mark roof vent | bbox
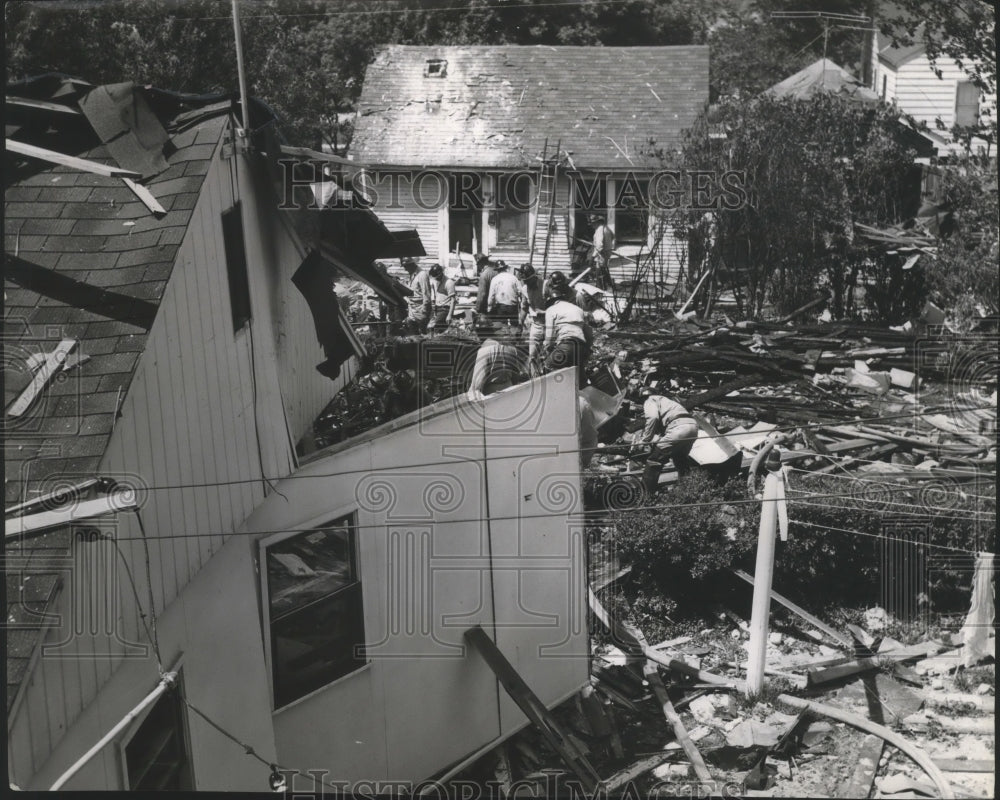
[424,59,447,78]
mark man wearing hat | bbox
[517,263,546,373]
[427,263,456,332]
[475,254,497,317]
[542,272,592,388]
[487,260,521,327]
[401,258,432,333]
[636,392,699,495]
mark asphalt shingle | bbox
[352,45,710,170]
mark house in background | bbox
[869,32,996,157]
[350,45,710,289]
[5,75,588,791]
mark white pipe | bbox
[231,0,251,132]
[746,470,780,694]
[50,673,176,790]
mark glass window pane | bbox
[267,518,355,620]
[271,585,366,706]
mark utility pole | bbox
[232,0,251,133]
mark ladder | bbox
[528,137,560,276]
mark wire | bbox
[103,533,163,672]
[59,0,684,23]
[181,697,349,792]
[132,511,165,672]
[62,487,990,548]
[789,518,988,555]
[44,404,994,496]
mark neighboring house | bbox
[4,75,588,790]
[870,32,996,156]
[351,45,710,288]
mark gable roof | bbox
[879,38,927,69]
[4,76,233,715]
[768,58,880,103]
[351,45,709,170]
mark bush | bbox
[607,470,993,620]
[610,473,759,609]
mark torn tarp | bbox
[292,251,363,380]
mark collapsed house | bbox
[4,76,589,790]
[350,45,709,289]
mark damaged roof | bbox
[351,45,709,170]
[3,74,235,712]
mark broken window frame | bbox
[424,59,448,78]
[612,176,650,246]
[120,672,194,791]
[260,512,367,709]
[493,172,534,248]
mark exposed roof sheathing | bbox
[351,45,710,170]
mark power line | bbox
[63,404,994,496]
[790,518,988,555]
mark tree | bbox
[657,92,920,319]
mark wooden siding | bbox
[8,131,358,787]
[879,54,995,140]
[369,170,686,289]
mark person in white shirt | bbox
[517,264,546,373]
[427,263,456,332]
[637,392,699,495]
[487,261,521,327]
[401,258,432,333]
[542,272,592,388]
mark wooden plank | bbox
[6,339,77,417]
[6,95,83,114]
[122,177,166,216]
[5,138,141,178]
[623,622,717,792]
[731,568,852,648]
[931,759,995,773]
[836,733,883,798]
[6,491,137,539]
[465,625,602,791]
[603,754,671,793]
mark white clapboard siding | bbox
[7,132,353,782]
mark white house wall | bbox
[241,369,588,785]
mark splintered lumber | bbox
[7,338,77,418]
[493,744,513,796]
[730,569,852,648]
[622,621,716,790]
[603,754,672,793]
[931,759,995,773]
[808,641,945,687]
[579,685,624,759]
[6,139,142,178]
[465,626,601,791]
[122,177,166,216]
[836,734,884,799]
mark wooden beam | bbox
[464,626,602,791]
[122,177,166,216]
[603,754,671,793]
[6,139,141,179]
[6,96,83,115]
[835,733,883,798]
[5,490,138,540]
[6,338,77,418]
[931,759,995,773]
[731,568,852,648]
